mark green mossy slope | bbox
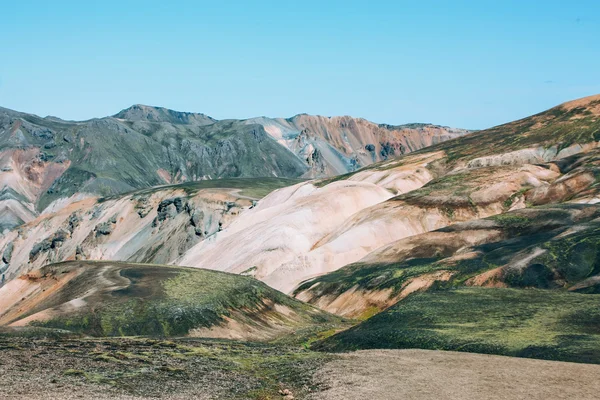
[2,261,342,338]
[316,287,600,364]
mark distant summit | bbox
[114,104,217,126]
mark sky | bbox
[1,1,599,129]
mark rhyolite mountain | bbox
[177,94,600,293]
[0,177,300,283]
[4,94,600,293]
[0,104,467,231]
[3,94,600,369]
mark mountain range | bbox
[0,104,467,231]
[2,94,600,399]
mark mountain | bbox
[0,105,467,231]
[3,94,600,371]
[4,95,600,295]
[173,94,600,294]
[245,114,469,177]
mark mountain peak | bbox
[113,104,217,125]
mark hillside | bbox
[3,94,600,368]
[315,287,600,364]
[2,94,600,398]
[0,261,342,340]
[295,204,600,317]
[276,95,600,363]
[4,94,600,296]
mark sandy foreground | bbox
[309,349,600,400]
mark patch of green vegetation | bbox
[316,287,600,364]
[393,169,496,208]
[357,306,381,321]
[294,257,449,301]
[530,226,600,286]
[240,266,258,276]
[7,337,336,399]
[503,187,531,209]
[490,212,531,228]
[442,206,455,219]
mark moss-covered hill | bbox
[315,287,600,364]
[0,261,342,339]
[437,94,600,163]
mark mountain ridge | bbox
[3,94,600,373]
[0,104,467,231]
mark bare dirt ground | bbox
[309,349,600,400]
[2,338,600,400]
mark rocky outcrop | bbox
[29,229,69,261]
[0,178,294,282]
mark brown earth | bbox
[309,349,600,400]
[2,343,599,400]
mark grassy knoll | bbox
[316,287,600,364]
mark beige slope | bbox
[177,180,394,280]
[0,184,254,282]
[176,152,446,292]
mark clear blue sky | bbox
[1,0,599,129]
